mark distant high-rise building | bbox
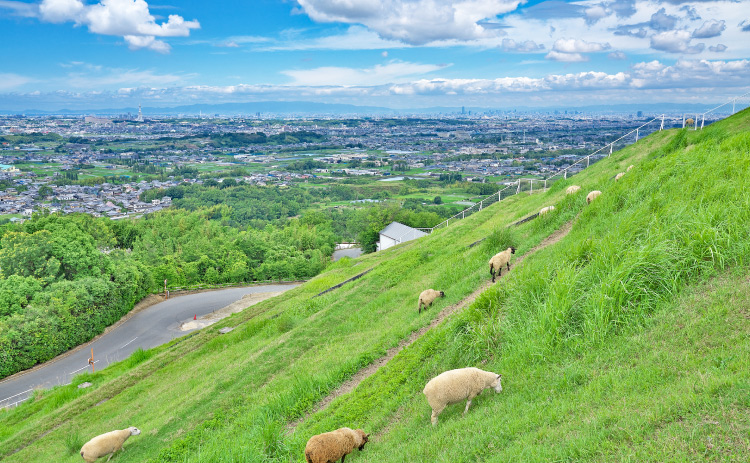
[461,106,465,115]
[136,104,144,122]
[637,110,643,117]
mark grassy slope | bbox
[1,110,748,462]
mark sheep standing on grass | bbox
[586,190,602,204]
[418,289,445,313]
[539,205,555,215]
[80,427,140,462]
[614,172,625,181]
[489,247,516,282]
[304,427,369,463]
[566,185,581,195]
[423,367,503,426]
[685,118,694,128]
[626,164,634,172]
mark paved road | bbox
[0,284,298,408]
[332,247,362,261]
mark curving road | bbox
[0,284,298,408]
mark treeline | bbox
[208,131,326,147]
[0,208,337,378]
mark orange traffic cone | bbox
[194,314,197,320]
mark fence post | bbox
[587,156,590,167]
[694,113,699,131]
[701,114,705,130]
[530,179,533,194]
[564,171,567,180]
[733,99,736,114]
[635,128,639,142]
[609,143,613,156]
[516,180,521,194]
[544,179,547,189]
[660,114,664,131]
[462,210,465,219]
[681,115,685,128]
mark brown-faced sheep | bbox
[539,205,555,215]
[614,172,625,181]
[418,289,445,313]
[489,247,516,282]
[565,185,581,195]
[304,427,369,463]
[423,367,503,426]
[586,190,602,204]
[80,427,140,462]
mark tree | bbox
[433,196,442,204]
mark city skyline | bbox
[1,0,749,110]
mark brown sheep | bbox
[304,427,369,463]
[418,289,445,313]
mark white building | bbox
[377,221,428,252]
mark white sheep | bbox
[489,247,515,282]
[565,185,581,195]
[304,427,369,463]
[539,205,555,215]
[614,172,625,181]
[422,367,503,426]
[80,427,140,462]
[626,164,634,172]
[418,289,445,313]
[586,190,601,204]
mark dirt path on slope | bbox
[286,218,576,433]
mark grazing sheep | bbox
[586,190,602,204]
[418,289,445,313]
[80,427,140,463]
[423,367,503,426]
[304,427,369,463]
[565,185,581,195]
[489,247,516,282]
[614,172,625,181]
[539,205,555,215]
[685,118,694,127]
[626,164,634,172]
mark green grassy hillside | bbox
[1,109,749,462]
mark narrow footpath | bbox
[287,219,575,431]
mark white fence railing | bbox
[697,90,750,130]
[419,115,665,233]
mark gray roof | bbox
[379,221,427,243]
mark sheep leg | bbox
[341,455,346,463]
[507,262,510,271]
[463,399,473,415]
[430,406,444,426]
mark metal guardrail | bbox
[697,90,750,130]
[420,115,665,233]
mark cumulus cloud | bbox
[295,0,522,44]
[608,51,627,60]
[651,30,705,54]
[552,38,611,53]
[282,60,447,86]
[584,5,609,24]
[608,0,636,18]
[614,26,648,38]
[709,44,727,52]
[649,7,679,31]
[501,38,544,52]
[545,51,588,62]
[692,19,725,38]
[30,0,199,52]
[739,20,750,32]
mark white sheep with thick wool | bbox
[615,172,625,181]
[422,367,503,425]
[418,289,445,313]
[565,185,581,195]
[586,190,602,204]
[80,427,140,462]
[539,205,555,215]
[489,247,515,282]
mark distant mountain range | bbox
[0,101,729,117]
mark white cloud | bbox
[295,0,523,45]
[608,51,627,60]
[709,44,727,52]
[584,5,609,24]
[649,7,679,31]
[0,0,38,17]
[545,51,588,62]
[552,38,611,53]
[650,30,705,54]
[501,38,544,52]
[0,73,33,91]
[34,0,199,52]
[692,19,725,38]
[282,60,447,86]
[257,26,407,51]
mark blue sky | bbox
[0,0,748,110]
